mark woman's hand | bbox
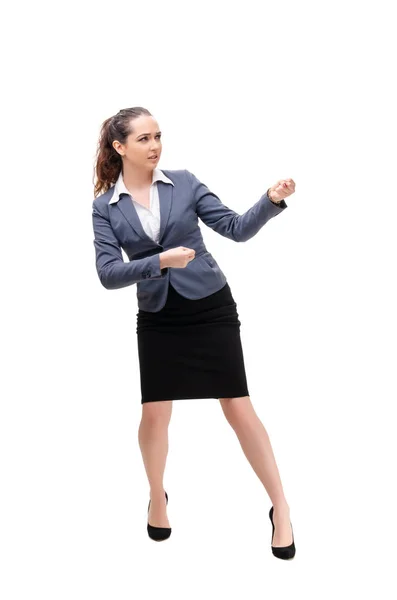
[160,246,196,269]
[268,179,296,203]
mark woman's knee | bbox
[141,400,173,426]
[218,395,252,423]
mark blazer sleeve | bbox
[92,201,168,290]
[186,170,288,242]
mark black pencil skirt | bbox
[136,281,250,403]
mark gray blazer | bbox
[92,169,288,312]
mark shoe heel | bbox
[269,506,296,560]
[147,491,171,542]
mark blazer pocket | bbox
[202,254,216,268]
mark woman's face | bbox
[113,115,162,170]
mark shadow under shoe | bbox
[269,506,296,560]
[147,490,171,542]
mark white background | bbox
[1,0,396,597]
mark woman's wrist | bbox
[267,188,281,204]
[159,252,169,269]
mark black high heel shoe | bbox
[269,506,296,560]
[147,491,172,541]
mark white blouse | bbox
[109,168,175,243]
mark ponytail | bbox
[92,107,152,198]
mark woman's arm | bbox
[92,202,168,290]
[187,170,287,243]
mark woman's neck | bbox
[122,162,154,189]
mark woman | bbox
[92,107,296,558]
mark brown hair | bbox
[92,106,152,198]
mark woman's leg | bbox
[138,400,173,528]
[218,395,293,547]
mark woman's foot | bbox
[271,503,293,547]
[148,490,170,528]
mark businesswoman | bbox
[92,107,296,558]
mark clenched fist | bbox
[160,246,196,269]
[268,178,296,203]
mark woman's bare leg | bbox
[219,396,293,547]
[138,400,173,528]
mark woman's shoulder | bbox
[160,168,190,182]
[92,186,114,211]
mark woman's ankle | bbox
[150,487,166,500]
[272,499,290,512]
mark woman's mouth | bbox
[148,155,158,160]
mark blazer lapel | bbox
[115,180,173,245]
[157,180,173,243]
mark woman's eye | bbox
[140,135,161,141]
